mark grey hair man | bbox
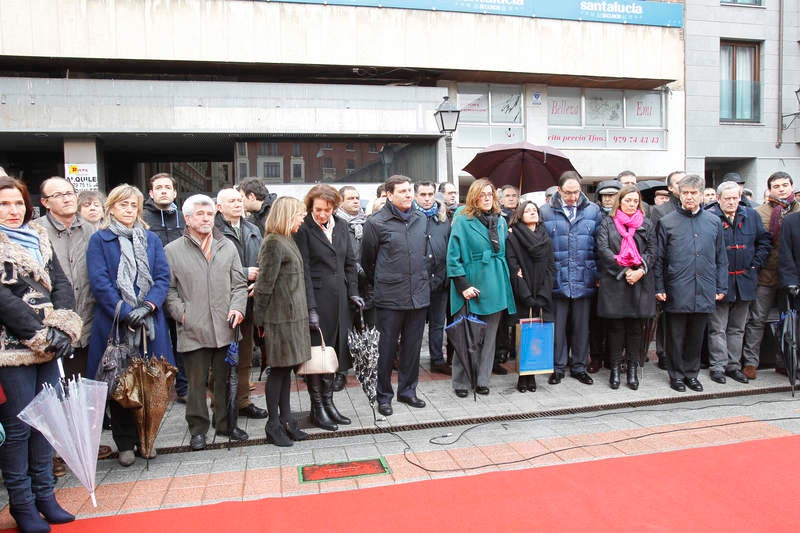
[655,174,728,393]
[164,194,249,450]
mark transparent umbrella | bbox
[18,359,106,507]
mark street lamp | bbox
[433,96,460,186]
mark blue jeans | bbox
[0,358,59,506]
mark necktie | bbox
[566,205,575,222]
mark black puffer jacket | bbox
[655,207,728,314]
[362,202,430,310]
[142,198,182,247]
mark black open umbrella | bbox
[445,304,486,400]
[637,180,668,205]
[463,142,578,194]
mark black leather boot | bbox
[321,374,351,425]
[265,420,293,447]
[308,375,338,431]
[627,361,640,390]
[10,502,50,533]
[282,418,309,441]
[36,495,74,524]
[609,364,621,390]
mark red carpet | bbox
[10,436,800,532]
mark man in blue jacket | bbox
[540,171,602,385]
[362,176,430,416]
[656,174,728,392]
[706,181,771,385]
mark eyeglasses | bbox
[43,191,76,200]
[478,192,495,199]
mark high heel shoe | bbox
[627,361,640,390]
[283,418,309,441]
[10,502,50,533]
[36,495,74,524]
[609,364,621,390]
[265,421,293,447]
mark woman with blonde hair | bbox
[86,184,173,466]
[253,197,312,446]
[447,178,516,397]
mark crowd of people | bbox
[1,164,800,532]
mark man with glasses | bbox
[655,174,728,392]
[33,177,95,379]
[540,171,602,386]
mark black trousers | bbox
[606,318,645,366]
[375,307,427,405]
[665,312,709,381]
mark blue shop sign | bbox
[266,0,684,28]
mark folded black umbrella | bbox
[445,304,486,401]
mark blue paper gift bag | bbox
[516,319,554,376]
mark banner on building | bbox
[268,0,684,28]
[65,164,99,192]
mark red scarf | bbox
[612,209,644,267]
[768,193,795,245]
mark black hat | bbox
[596,180,622,196]
[722,172,745,184]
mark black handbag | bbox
[95,301,136,398]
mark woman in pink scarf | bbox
[595,185,657,390]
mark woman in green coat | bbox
[253,197,311,447]
[447,178,516,397]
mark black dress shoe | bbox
[455,389,468,398]
[190,433,207,451]
[548,372,564,385]
[217,427,249,441]
[657,357,668,370]
[669,379,686,392]
[571,372,594,385]
[516,377,527,393]
[475,386,490,395]
[378,403,393,416]
[431,363,453,375]
[239,403,268,419]
[397,395,426,408]
[709,371,726,384]
[725,369,749,384]
[527,375,537,392]
[684,377,703,392]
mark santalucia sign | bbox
[267,0,684,28]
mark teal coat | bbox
[447,211,516,316]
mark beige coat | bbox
[164,232,247,353]
[32,213,95,347]
[755,200,800,287]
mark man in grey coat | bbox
[655,174,728,393]
[33,176,95,378]
[164,194,248,451]
[362,175,430,416]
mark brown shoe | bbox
[743,365,757,380]
[52,457,67,478]
[587,359,603,374]
[776,367,788,376]
[97,445,112,460]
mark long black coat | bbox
[504,223,555,322]
[294,214,358,368]
[595,214,657,319]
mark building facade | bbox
[0,0,685,201]
[685,0,800,199]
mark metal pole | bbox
[445,133,454,187]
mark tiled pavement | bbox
[1,349,799,528]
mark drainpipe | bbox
[776,0,785,148]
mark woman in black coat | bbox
[505,200,555,393]
[294,185,361,431]
[595,185,656,390]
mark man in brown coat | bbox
[164,194,248,451]
[742,171,800,378]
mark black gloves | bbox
[45,327,73,360]
[349,295,365,310]
[788,285,800,298]
[309,309,320,329]
[125,305,152,329]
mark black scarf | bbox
[477,211,500,252]
[510,223,549,262]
